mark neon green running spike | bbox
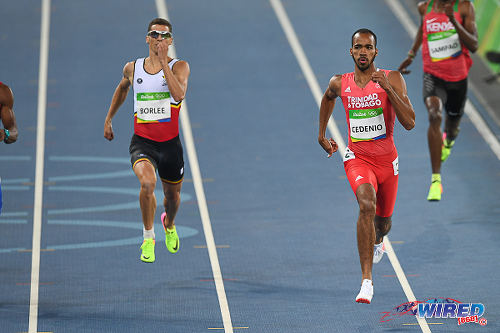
[140,238,155,263]
[441,133,455,162]
[162,212,180,254]
[427,180,443,201]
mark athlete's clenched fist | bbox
[371,70,391,90]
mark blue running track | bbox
[0,0,498,332]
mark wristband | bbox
[3,129,10,143]
[407,50,416,59]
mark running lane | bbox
[35,1,222,332]
[168,0,411,332]
[0,1,41,332]
[272,0,500,332]
[2,0,498,332]
[170,0,499,332]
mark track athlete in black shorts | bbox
[0,82,19,213]
[398,0,478,201]
[104,18,190,263]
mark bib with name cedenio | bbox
[340,71,396,157]
[347,94,386,142]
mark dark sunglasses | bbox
[147,30,172,40]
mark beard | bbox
[352,55,374,71]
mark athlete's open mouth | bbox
[359,57,368,64]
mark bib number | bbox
[392,156,399,176]
[428,30,461,62]
[349,108,386,142]
[136,92,171,122]
[343,147,356,162]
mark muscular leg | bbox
[444,114,461,141]
[374,215,392,244]
[161,180,183,229]
[133,161,157,231]
[355,183,377,281]
[425,96,444,174]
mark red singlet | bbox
[340,70,399,217]
[422,0,472,82]
[340,71,396,157]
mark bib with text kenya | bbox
[427,24,461,62]
[421,0,472,82]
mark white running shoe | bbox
[373,242,385,264]
[356,279,373,304]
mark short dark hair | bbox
[351,28,377,47]
[147,18,172,33]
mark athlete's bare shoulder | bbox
[387,70,405,83]
[0,83,14,107]
[172,59,190,77]
[417,1,428,15]
[387,70,408,93]
[327,74,342,98]
[458,0,475,15]
[120,61,135,86]
[123,61,135,78]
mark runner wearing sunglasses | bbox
[104,18,190,263]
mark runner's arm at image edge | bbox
[0,84,18,143]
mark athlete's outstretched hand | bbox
[318,137,338,158]
[104,120,114,141]
[398,57,413,75]
[371,70,391,90]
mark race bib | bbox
[349,108,386,142]
[135,92,171,122]
[428,30,461,62]
[343,147,355,162]
[392,156,399,176]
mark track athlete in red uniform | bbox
[318,29,415,303]
[0,82,19,214]
[104,18,190,263]
[398,0,478,201]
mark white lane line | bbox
[155,1,233,332]
[269,1,430,332]
[269,0,346,157]
[29,0,51,332]
[385,0,500,161]
[385,236,431,332]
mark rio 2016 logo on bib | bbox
[135,92,171,123]
[428,29,462,62]
[349,108,387,142]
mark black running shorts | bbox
[129,134,184,183]
[423,72,468,117]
